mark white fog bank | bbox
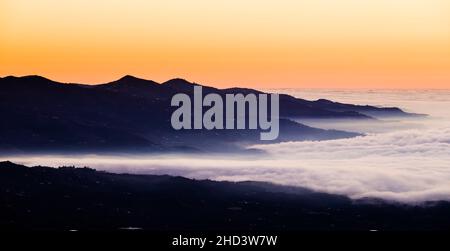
[3,89,450,203]
[5,127,450,203]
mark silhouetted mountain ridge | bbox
[0,75,419,153]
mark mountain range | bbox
[0,75,419,153]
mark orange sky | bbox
[1,0,450,88]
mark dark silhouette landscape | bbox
[1,75,445,234]
[1,161,449,231]
[0,75,420,153]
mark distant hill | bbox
[0,75,417,153]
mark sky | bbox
[1,0,450,88]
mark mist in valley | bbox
[3,89,450,203]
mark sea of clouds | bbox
[4,89,450,203]
[252,127,450,202]
[7,126,450,203]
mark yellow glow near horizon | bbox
[1,0,450,88]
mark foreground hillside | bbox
[0,161,449,231]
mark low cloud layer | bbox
[252,127,450,202]
[6,127,450,203]
[4,90,450,204]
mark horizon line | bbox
[1,74,450,90]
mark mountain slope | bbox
[1,161,449,231]
[0,75,415,153]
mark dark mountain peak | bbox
[223,87,264,95]
[118,75,144,82]
[1,75,54,83]
[0,161,27,170]
[0,75,17,80]
[0,76,15,83]
[162,78,195,87]
[0,75,59,89]
[114,75,158,85]
[162,78,201,92]
[93,75,165,99]
[315,98,335,104]
[23,75,52,80]
[101,75,159,89]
